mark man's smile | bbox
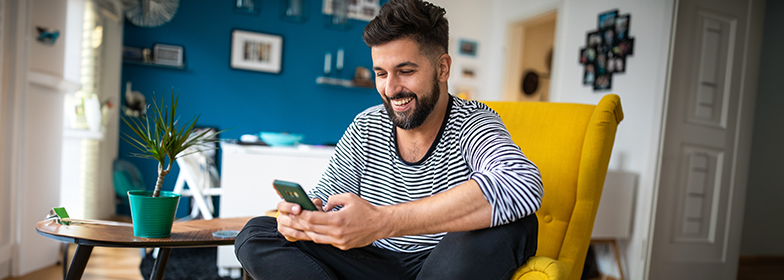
[391,97,415,111]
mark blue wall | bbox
[120,0,384,214]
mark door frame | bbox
[501,10,557,102]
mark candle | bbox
[336,49,344,71]
[324,52,331,75]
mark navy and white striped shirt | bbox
[310,95,543,253]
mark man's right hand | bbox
[276,197,323,242]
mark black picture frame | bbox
[594,74,612,91]
[615,14,631,41]
[619,38,634,56]
[587,31,603,48]
[607,56,626,74]
[583,64,596,85]
[598,9,618,29]
[580,10,634,92]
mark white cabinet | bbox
[217,142,335,271]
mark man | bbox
[235,0,543,279]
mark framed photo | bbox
[231,30,283,74]
[598,9,618,29]
[587,31,602,48]
[594,74,612,91]
[153,44,184,67]
[459,39,478,57]
[322,0,380,22]
[461,66,476,79]
[583,64,596,85]
[615,14,630,40]
[580,47,597,65]
[234,0,261,15]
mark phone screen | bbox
[273,180,318,211]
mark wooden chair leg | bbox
[242,269,253,280]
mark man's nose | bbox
[384,73,402,97]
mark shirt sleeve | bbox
[460,107,543,227]
[308,113,368,207]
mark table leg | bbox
[65,244,93,280]
[61,243,68,279]
[149,248,171,280]
[611,240,625,280]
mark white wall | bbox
[30,0,68,76]
[15,0,73,276]
[549,1,675,279]
[0,0,85,277]
[740,0,784,257]
[429,0,493,100]
[482,0,676,279]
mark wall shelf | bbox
[315,77,374,89]
[123,59,186,70]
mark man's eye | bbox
[401,70,414,74]
[376,72,387,77]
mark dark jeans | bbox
[234,214,537,280]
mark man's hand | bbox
[279,193,391,250]
[302,193,391,250]
[277,180,491,250]
[276,197,324,242]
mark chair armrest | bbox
[511,256,570,280]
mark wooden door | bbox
[649,0,764,279]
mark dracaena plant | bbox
[121,90,220,198]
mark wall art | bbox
[579,9,635,91]
[230,30,283,74]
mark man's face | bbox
[371,39,441,130]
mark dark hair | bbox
[363,0,448,59]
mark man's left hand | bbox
[292,193,391,250]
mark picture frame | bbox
[459,39,478,57]
[615,14,630,40]
[153,44,184,67]
[234,0,261,15]
[322,0,380,22]
[598,9,618,29]
[230,30,283,74]
[580,9,635,92]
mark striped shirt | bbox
[310,95,543,253]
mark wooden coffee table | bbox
[35,217,252,280]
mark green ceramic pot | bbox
[128,190,181,238]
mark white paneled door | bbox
[649,0,764,279]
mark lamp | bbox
[591,170,637,280]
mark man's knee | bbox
[418,215,538,279]
[234,216,282,277]
[441,215,536,256]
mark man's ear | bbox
[437,54,451,82]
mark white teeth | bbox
[392,97,413,106]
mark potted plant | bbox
[121,90,220,238]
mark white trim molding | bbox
[28,71,80,93]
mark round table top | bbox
[35,217,253,248]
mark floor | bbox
[2,245,782,280]
[2,244,143,280]
[737,256,784,280]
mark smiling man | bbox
[234,0,543,279]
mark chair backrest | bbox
[483,94,623,280]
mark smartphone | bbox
[272,180,318,211]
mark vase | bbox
[128,190,181,238]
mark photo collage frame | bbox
[579,9,635,91]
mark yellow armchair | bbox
[483,94,623,280]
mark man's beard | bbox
[382,75,440,130]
